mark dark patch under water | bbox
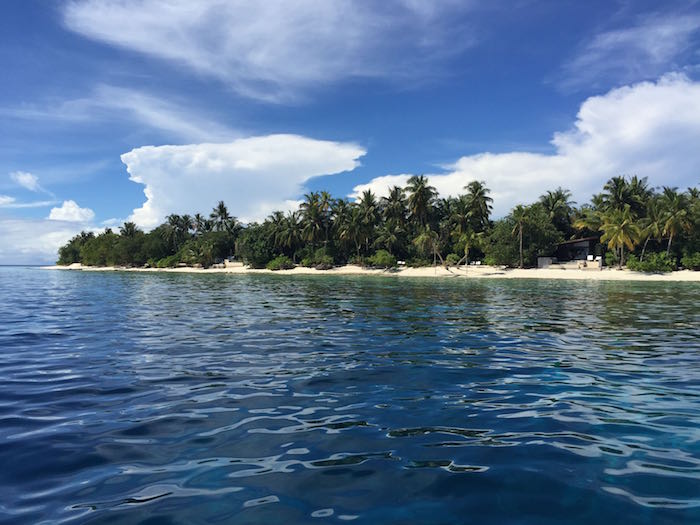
[0,267,699,524]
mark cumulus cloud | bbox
[0,219,87,265]
[48,200,96,222]
[352,74,700,217]
[63,0,476,102]
[560,14,700,90]
[121,134,365,228]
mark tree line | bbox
[58,175,700,272]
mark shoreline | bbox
[42,263,700,281]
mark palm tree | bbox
[381,186,407,226]
[320,191,333,247]
[266,211,286,253]
[338,206,364,259]
[412,225,444,266]
[193,213,207,235]
[119,222,139,238]
[300,192,323,251]
[406,175,437,229]
[639,198,664,261]
[539,187,574,234]
[210,201,231,232]
[511,205,529,268]
[280,211,302,261]
[600,205,641,268]
[464,180,493,231]
[453,229,481,266]
[358,190,379,254]
[660,187,691,256]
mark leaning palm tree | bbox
[412,225,444,266]
[464,180,493,231]
[511,205,530,268]
[660,187,691,256]
[600,205,641,268]
[406,175,437,229]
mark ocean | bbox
[1,267,699,524]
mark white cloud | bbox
[0,195,16,206]
[48,200,96,222]
[0,219,86,265]
[10,171,41,192]
[121,134,365,228]
[560,14,700,90]
[63,0,476,102]
[352,74,700,217]
[3,85,235,142]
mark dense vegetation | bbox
[58,176,699,272]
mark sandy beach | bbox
[44,263,700,282]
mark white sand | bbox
[43,263,700,281]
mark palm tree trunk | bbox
[640,236,650,262]
[519,223,523,268]
[619,245,624,269]
[667,233,673,256]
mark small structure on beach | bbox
[555,236,600,261]
[538,236,604,270]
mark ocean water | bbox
[1,267,699,524]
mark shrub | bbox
[681,252,700,270]
[367,250,397,268]
[445,253,461,266]
[627,252,675,273]
[348,255,366,266]
[314,255,334,270]
[266,255,295,271]
[406,257,432,267]
[605,251,618,268]
[156,255,179,268]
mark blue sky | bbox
[1,0,699,263]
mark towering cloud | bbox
[122,134,366,228]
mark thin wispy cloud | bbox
[3,85,236,142]
[10,171,55,196]
[0,199,58,209]
[63,0,478,102]
[559,13,700,90]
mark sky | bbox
[1,0,699,264]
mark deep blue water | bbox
[1,267,699,524]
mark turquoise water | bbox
[1,267,699,524]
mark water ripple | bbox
[0,268,699,523]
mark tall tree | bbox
[539,187,574,235]
[464,180,493,231]
[660,187,691,256]
[600,205,641,268]
[511,205,530,269]
[406,175,437,229]
[210,201,231,232]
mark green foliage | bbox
[605,251,618,268]
[681,252,700,270]
[367,249,397,268]
[266,255,295,270]
[627,252,675,272]
[237,224,273,268]
[406,257,432,267]
[156,255,179,268]
[484,205,562,267]
[445,253,461,266]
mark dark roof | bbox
[556,236,600,246]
